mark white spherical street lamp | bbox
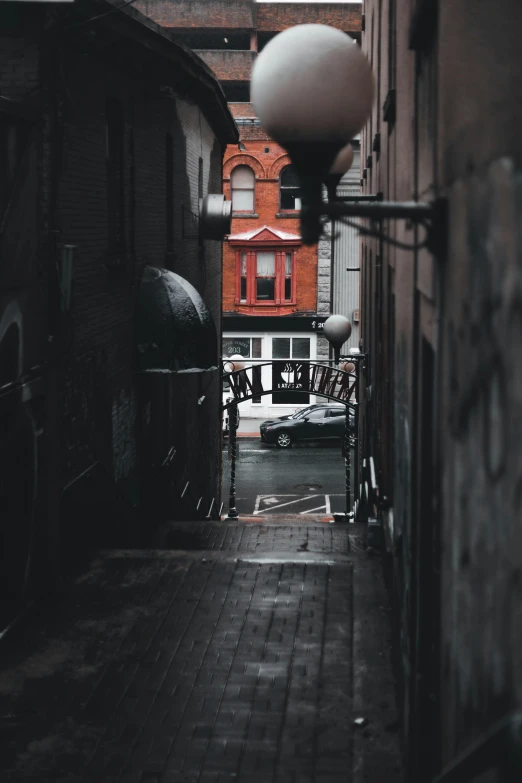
[251,25,374,149]
[224,354,245,374]
[251,25,374,244]
[323,315,352,363]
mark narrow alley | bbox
[0,519,402,783]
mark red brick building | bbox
[137,0,362,417]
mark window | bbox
[240,252,247,302]
[222,337,262,403]
[235,250,295,305]
[272,336,310,404]
[106,98,125,256]
[198,156,203,201]
[222,82,250,102]
[0,110,30,221]
[272,337,310,360]
[231,165,255,212]
[328,408,345,418]
[279,165,301,211]
[256,251,275,300]
[307,409,327,420]
[166,133,174,257]
[284,252,292,301]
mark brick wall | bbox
[137,1,361,34]
[54,41,225,527]
[195,49,255,81]
[0,37,40,102]
[222,140,318,315]
[0,14,232,589]
[360,1,522,778]
[256,2,362,33]
[136,0,255,30]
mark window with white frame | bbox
[231,165,255,212]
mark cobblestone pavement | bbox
[0,523,402,783]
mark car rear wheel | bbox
[276,431,292,449]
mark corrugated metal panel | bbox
[332,183,360,354]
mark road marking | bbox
[299,505,327,515]
[253,494,320,515]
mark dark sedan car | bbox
[260,403,355,448]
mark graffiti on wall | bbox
[442,158,522,750]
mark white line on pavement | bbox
[299,505,327,515]
[253,494,321,515]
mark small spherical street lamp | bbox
[330,143,354,176]
[326,142,354,200]
[224,354,245,374]
[323,315,352,363]
[339,360,356,374]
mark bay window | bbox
[235,248,296,305]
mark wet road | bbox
[222,440,349,517]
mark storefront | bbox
[222,315,328,419]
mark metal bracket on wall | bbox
[320,197,448,259]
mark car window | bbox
[328,409,345,418]
[307,409,327,420]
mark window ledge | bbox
[234,301,297,309]
[276,212,300,219]
[232,213,259,218]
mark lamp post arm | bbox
[310,197,448,258]
[321,200,434,221]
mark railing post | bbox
[344,407,352,519]
[227,403,239,520]
[354,359,360,504]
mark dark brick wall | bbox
[195,49,255,81]
[256,2,362,32]
[137,0,361,34]
[0,12,229,596]
[360,0,522,778]
[54,43,224,527]
[136,0,255,30]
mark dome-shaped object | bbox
[323,314,352,347]
[224,354,245,373]
[136,267,218,373]
[251,25,374,146]
[330,143,354,176]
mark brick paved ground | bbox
[0,523,402,783]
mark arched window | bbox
[231,165,255,212]
[279,165,301,211]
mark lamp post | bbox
[323,314,352,363]
[224,354,244,520]
[322,316,355,522]
[251,24,447,254]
